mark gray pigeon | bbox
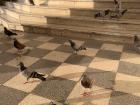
[17,62,46,84]
[68,39,86,53]
[94,9,110,18]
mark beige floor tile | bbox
[4,73,41,93]
[78,48,99,57]
[101,43,123,52]
[43,51,71,62]
[89,57,119,72]
[18,38,29,44]
[51,63,87,81]
[38,42,61,50]
[114,73,140,97]
[34,36,53,42]
[67,81,112,105]
[120,52,140,64]
[5,56,39,67]
[6,48,17,54]
[18,94,50,105]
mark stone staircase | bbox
[0,0,140,43]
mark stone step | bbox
[0,13,138,43]
[46,16,140,32]
[0,7,47,25]
[6,2,70,16]
[0,14,23,31]
[22,23,137,43]
[47,0,140,9]
[70,8,140,20]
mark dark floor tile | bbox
[84,40,103,49]
[0,43,12,51]
[32,76,76,102]
[96,50,121,60]
[55,45,73,53]
[29,59,61,74]
[65,54,93,66]
[0,85,27,105]
[0,65,18,84]
[48,37,67,44]
[85,68,116,89]
[118,61,140,77]
[109,91,140,105]
[27,48,51,58]
[25,40,44,47]
[123,43,138,54]
[0,52,17,64]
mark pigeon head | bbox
[82,74,88,79]
[68,40,72,43]
[4,27,7,30]
[134,35,139,42]
[17,62,27,71]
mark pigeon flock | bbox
[94,0,127,19]
[2,0,140,104]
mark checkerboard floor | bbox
[0,31,140,105]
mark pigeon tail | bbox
[121,9,127,16]
[94,13,100,18]
[38,76,46,81]
[31,71,46,81]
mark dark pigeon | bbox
[4,27,17,38]
[81,74,95,96]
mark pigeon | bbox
[29,0,35,5]
[94,9,110,18]
[4,27,17,38]
[110,9,128,19]
[13,38,30,54]
[49,101,56,105]
[68,39,86,53]
[17,62,46,84]
[81,74,95,96]
[13,38,26,53]
[134,35,140,51]
[121,9,127,16]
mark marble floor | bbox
[0,30,140,105]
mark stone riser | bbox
[6,2,70,16]
[47,17,140,32]
[22,25,134,44]
[47,0,140,9]
[70,9,140,20]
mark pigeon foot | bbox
[81,91,93,96]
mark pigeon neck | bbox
[20,65,27,71]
